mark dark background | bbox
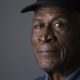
[0,0,45,80]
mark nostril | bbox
[38,35,47,42]
[38,35,52,42]
[38,34,57,42]
[47,38,52,42]
[38,36,42,41]
[47,35,57,42]
[38,35,45,41]
[47,36,52,41]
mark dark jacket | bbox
[34,68,80,80]
[34,75,46,80]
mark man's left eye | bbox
[52,22,65,31]
[55,23,60,28]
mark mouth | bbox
[35,44,64,58]
[36,49,60,55]
[37,50,58,53]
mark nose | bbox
[38,27,57,42]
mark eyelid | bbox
[33,21,41,30]
[33,18,42,23]
[33,23,40,29]
[50,16,67,24]
[33,19,42,25]
[51,18,68,31]
[51,18,67,26]
[33,19,44,27]
[33,22,40,26]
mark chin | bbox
[37,57,63,73]
[35,46,67,73]
[40,64,57,73]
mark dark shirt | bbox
[35,68,80,80]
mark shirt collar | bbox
[45,74,48,80]
[45,68,80,80]
[65,68,80,80]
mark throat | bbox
[48,73,65,80]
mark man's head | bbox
[21,0,80,74]
[31,5,80,74]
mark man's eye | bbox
[33,24,40,29]
[52,22,65,31]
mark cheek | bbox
[56,31,70,48]
[31,31,38,47]
[57,31,74,55]
[56,31,73,58]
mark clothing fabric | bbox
[34,75,48,80]
[65,68,80,80]
[35,68,80,80]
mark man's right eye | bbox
[34,24,40,28]
[33,23,41,30]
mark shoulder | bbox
[34,75,46,80]
[77,75,80,80]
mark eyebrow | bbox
[33,15,67,24]
[33,17,42,22]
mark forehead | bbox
[34,6,72,23]
[34,5,71,23]
[34,5,80,25]
[34,5,70,17]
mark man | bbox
[21,0,80,80]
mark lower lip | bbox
[37,51,58,55]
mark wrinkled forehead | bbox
[34,5,71,17]
[36,5,67,11]
[34,5,71,22]
[36,4,71,13]
[34,5,80,21]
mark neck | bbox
[48,72,64,80]
[48,64,79,80]
[47,52,80,80]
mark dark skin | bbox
[31,5,80,80]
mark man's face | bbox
[32,6,80,73]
